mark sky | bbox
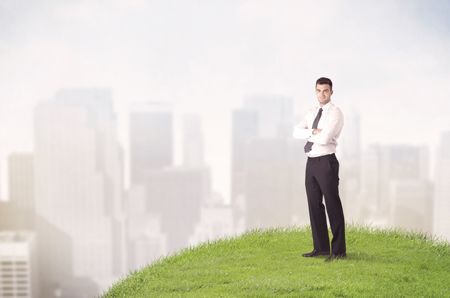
[1,0,450,201]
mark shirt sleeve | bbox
[292,113,314,140]
[308,108,344,145]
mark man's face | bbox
[315,84,333,105]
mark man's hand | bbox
[312,128,322,135]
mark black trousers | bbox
[305,153,346,255]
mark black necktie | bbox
[304,108,323,153]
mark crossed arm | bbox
[292,109,343,145]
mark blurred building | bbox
[189,194,234,246]
[389,179,433,234]
[145,167,204,253]
[243,95,294,138]
[360,144,432,231]
[127,107,209,266]
[182,113,205,168]
[337,110,362,222]
[34,88,125,292]
[130,102,173,185]
[0,231,38,298]
[8,153,34,212]
[51,277,98,298]
[231,109,258,231]
[433,131,450,242]
[6,153,77,297]
[181,113,214,206]
[231,95,306,231]
[124,185,166,271]
[0,201,74,298]
[244,138,300,229]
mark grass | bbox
[101,224,450,297]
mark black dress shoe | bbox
[324,253,347,262]
[302,250,330,257]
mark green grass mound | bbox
[102,224,450,297]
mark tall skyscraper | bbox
[127,107,212,268]
[130,102,173,185]
[231,95,299,230]
[433,131,450,242]
[34,88,125,291]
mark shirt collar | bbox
[317,101,333,111]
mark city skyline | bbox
[0,91,445,201]
[1,0,450,201]
[0,87,448,296]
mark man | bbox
[292,77,346,262]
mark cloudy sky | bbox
[1,0,450,200]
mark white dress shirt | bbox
[292,101,344,157]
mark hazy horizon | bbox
[1,0,450,201]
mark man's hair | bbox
[316,77,333,90]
